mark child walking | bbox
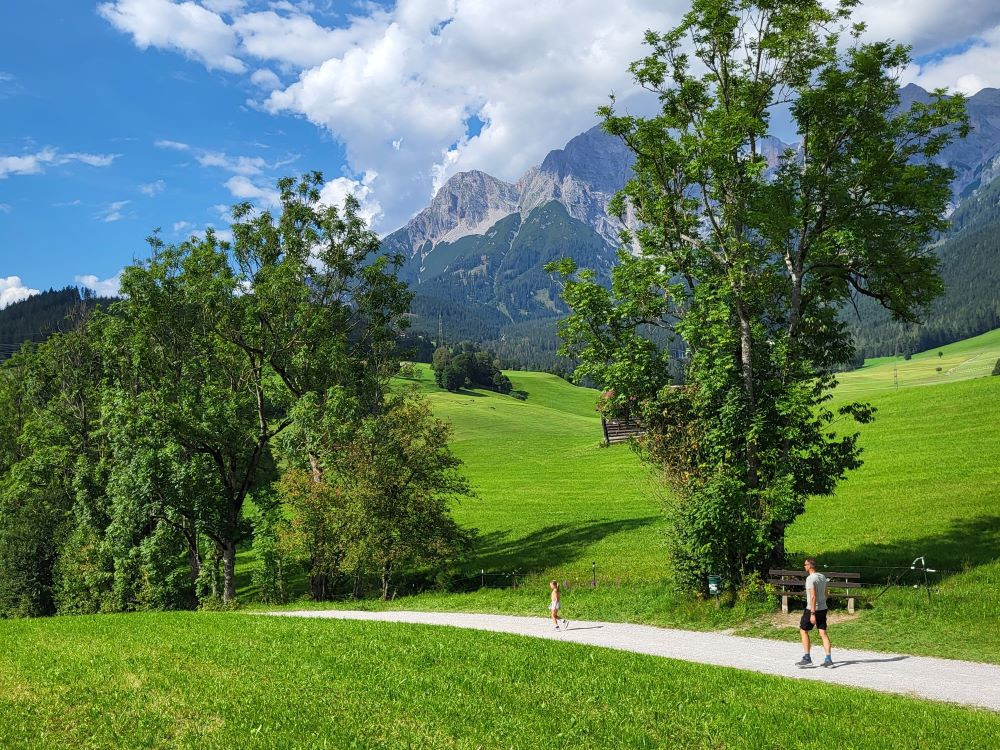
[549,580,568,630]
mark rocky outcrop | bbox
[393,170,520,256]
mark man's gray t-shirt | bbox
[805,572,828,611]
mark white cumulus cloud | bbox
[0,147,118,179]
[318,170,381,225]
[139,179,166,196]
[0,276,40,308]
[225,175,280,206]
[75,272,123,297]
[98,0,246,72]
[100,0,1000,232]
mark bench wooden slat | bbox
[768,569,861,579]
[767,579,863,589]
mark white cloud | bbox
[173,220,193,233]
[75,272,123,297]
[900,24,1000,93]
[196,150,268,175]
[101,0,1000,233]
[98,200,130,223]
[98,0,246,73]
[202,0,245,13]
[225,175,280,205]
[139,179,166,196]
[233,10,348,68]
[851,1,1000,58]
[0,276,39,308]
[211,203,231,218]
[260,0,682,229]
[154,139,191,151]
[318,170,381,225]
[0,72,14,82]
[0,203,11,214]
[0,147,118,179]
[250,68,282,90]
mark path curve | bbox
[265,609,1000,712]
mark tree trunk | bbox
[381,566,391,600]
[735,299,758,488]
[768,521,787,571]
[310,571,327,601]
[188,542,201,584]
[309,453,323,483]
[222,540,237,604]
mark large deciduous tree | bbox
[105,174,411,603]
[550,0,967,590]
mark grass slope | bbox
[396,366,663,583]
[242,337,1000,662]
[1,612,997,750]
[837,326,1000,396]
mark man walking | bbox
[797,557,833,667]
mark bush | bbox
[992,358,1000,376]
[251,508,291,605]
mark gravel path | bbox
[266,609,1000,712]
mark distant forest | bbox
[0,287,116,361]
[849,175,1000,359]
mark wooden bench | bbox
[601,417,644,445]
[767,569,862,615]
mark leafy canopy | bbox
[550,0,967,589]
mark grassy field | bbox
[1,611,997,750]
[239,336,1000,663]
[393,364,663,583]
[836,326,1000,396]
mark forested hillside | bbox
[850,173,1000,358]
[0,287,115,360]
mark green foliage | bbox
[993,358,1000,376]
[250,506,291,606]
[331,390,476,598]
[551,0,966,590]
[0,172,425,615]
[431,340,512,394]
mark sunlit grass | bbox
[1,612,996,749]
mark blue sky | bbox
[3,0,1000,304]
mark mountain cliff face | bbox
[386,86,1000,363]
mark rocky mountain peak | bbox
[400,170,520,252]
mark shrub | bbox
[992,358,1000,376]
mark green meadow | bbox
[247,332,1000,663]
[1,612,997,750]
[6,332,998,749]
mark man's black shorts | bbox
[800,608,828,631]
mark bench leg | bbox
[782,595,788,615]
[848,597,855,615]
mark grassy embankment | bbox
[1,611,997,750]
[248,331,1000,662]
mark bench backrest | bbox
[767,569,862,591]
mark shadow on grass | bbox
[470,516,660,574]
[792,514,1000,585]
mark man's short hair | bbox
[804,557,817,569]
